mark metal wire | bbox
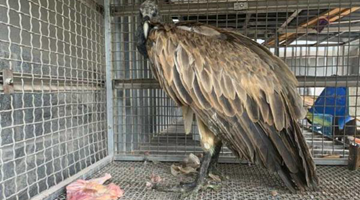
[2,0,360,198]
[112,0,360,164]
[0,0,107,199]
[54,161,360,200]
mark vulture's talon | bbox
[208,166,226,181]
[179,181,197,189]
[178,182,203,199]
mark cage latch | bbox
[1,69,14,94]
[234,2,248,10]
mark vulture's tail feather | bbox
[292,120,319,190]
[278,101,319,191]
[277,166,296,193]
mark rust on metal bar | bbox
[348,143,360,170]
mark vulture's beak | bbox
[142,16,150,39]
[142,16,150,23]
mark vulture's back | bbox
[141,22,319,191]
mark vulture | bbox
[136,0,319,195]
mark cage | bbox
[1,0,360,200]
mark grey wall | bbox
[0,0,107,200]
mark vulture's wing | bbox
[146,22,318,191]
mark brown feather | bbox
[268,92,285,131]
[194,55,204,73]
[159,51,173,83]
[261,123,300,173]
[212,75,223,98]
[199,68,213,93]
[182,106,194,135]
[234,83,247,103]
[166,37,176,57]
[220,72,236,100]
[192,76,212,109]
[192,26,221,37]
[229,94,244,115]
[218,94,236,117]
[207,89,225,114]
[181,67,195,90]
[176,46,193,70]
[257,91,273,126]
[155,34,164,53]
[145,22,318,192]
[245,96,259,122]
[172,65,193,104]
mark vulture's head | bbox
[137,0,160,57]
[140,0,160,23]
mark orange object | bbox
[66,173,124,200]
[355,138,360,144]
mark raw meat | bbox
[66,173,124,200]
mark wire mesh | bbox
[111,0,360,164]
[54,161,360,200]
[0,0,107,199]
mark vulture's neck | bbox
[136,22,150,58]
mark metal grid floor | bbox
[55,161,360,200]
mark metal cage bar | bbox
[0,0,358,199]
[111,0,360,166]
[105,0,114,156]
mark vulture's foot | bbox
[152,175,206,199]
[178,151,212,198]
[154,152,213,198]
[208,165,227,181]
[177,180,223,199]
[177,181,203,199]
[207,141,225,180]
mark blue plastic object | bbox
[307,113,333,137]
[308,87,352,131]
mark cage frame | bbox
[0,0,360,199]
[109,0,360,166]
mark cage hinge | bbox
[234,2,248,10]
[1,69,14,94]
